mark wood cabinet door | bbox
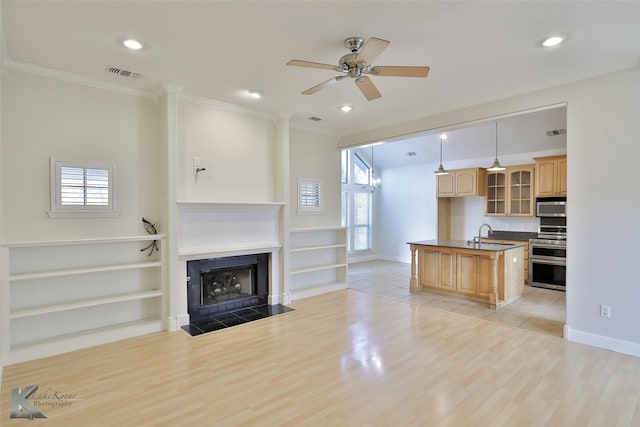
[419,249,438,289]
[508,166,534,216]
[476,256,494,298]
[558,157,567,195]
[455,170,477,196]
[456,254,477,295]
[485,171,506,215]
[536,159,557,196]
[439,252,456,290]
[437,174,455,197]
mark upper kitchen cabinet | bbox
[437,168,487,197]
[534,155,567,197]
[485,165,534,216]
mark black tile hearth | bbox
[181,304,294,337]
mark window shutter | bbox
[298,179,323,214]
[49,159,118,217]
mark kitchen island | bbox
[408,240,525,309]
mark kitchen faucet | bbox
[477,223,493,245]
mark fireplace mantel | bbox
[178,243,281,261]
[177,201,284,214]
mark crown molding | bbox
[181,94,274,120]
[290,122,339,138]
[2,58,156,99]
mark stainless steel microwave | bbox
[536,199,567,217]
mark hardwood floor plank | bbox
[1,289,639,426]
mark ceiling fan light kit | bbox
[287,36,430,101]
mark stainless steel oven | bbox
[536,198,567,217]
[529,238,566,291]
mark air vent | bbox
[106,66,143,78]
[308,116,324,122]
[406,152,417,157]
[546,128,567,137]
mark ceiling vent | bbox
[406,151,417,157]
[106,66,143,78]
[308,116,324,122]
[546,128,567,137]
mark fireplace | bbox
[187,253,269,321]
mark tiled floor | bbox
[348,260,566,337]
[182,304,294,336]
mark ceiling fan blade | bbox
[302,75,348,95]
[287,60,341,72]
[367,66,430,78]
[355,37,390,65]
[355,76,381,101]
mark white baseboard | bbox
[564,325,640,358]
[289,282,347,301]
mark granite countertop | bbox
[407,239,525,251]
[487,230,539,241]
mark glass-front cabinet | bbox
[485,165,535,217]
[509,166,534,216]
[486,171,506,215]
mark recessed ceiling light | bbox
[248,89,262,99]
[541,35,566,48]
[339,105,353,112]
[123,39,143,50]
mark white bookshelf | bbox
[2,235,166,365]
[289,227,348,300]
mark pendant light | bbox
[434,133,449,176]
[486,121,506,171]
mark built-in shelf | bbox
[290,244,347,253]
[288,227,348,300]
[10,290,163,319]
[290,263,348,275]
[2,234,165,248]
[10,318,162,351]
[2,235,166,365]
[10,261,162,282]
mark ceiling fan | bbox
[287,36,430,101]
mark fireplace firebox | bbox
[187,254,269,321]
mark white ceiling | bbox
[2,1,638,140]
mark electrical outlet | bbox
[600,304,611,318]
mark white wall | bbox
[178,99,275,203]
[376,163,437,263]
[288,126,341,229]
[1,70,161,241]
[341,67,640,357]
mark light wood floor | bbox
[349,260,566,337]
[2,290,639,426]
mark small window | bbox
[48,159,119,218]
[297,178,323,214]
